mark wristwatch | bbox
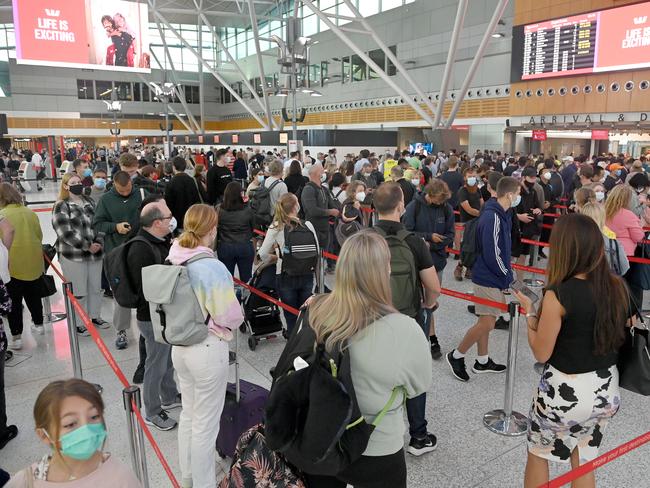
[526,312,538,319]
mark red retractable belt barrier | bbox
[233,276,300,316]
[540,430,650,488]
[47,258,181,488]
[542,213,561,218]
[33,207,54,213]
[521,238,550,248]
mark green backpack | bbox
[374,227,421,318]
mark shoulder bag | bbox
[618,310,650,396]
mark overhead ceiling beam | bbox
[157,7,281,21]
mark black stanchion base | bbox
[483,409,528,436]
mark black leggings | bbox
[7,277,43,337]
[304,449,406,488]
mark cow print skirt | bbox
[527,364,620,464]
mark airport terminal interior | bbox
[0,0,649,487]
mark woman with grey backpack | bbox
[166,204,244,488]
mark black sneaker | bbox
[446,351,469,382]
[103,289,113,298]
[467,305,477,316]
[538,250,548,260]
[472,358,507,374]
[407,433,437,456]
[132,364,145,384]
[430,342,442,360]
[495,317,510,330]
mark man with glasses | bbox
[125,195,180,431]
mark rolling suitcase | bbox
[242,262,284,351]
[216,334,270,458]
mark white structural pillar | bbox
[444,0,510,128]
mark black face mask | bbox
[524,180,535,188]
[69,184,84,195]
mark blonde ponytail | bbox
[272,193,301,230]
[178,204,218,249]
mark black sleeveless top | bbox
[547,277,619,374]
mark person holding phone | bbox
[92,171,148,350]
[513,214,628,488]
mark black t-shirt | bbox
[503,165,519,177]
[440,170,464,208]
[548,278,620,374]
[374,220,434,271]
[397,179,415,206]
[457,187,481,222]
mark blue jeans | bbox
[217,241,254,284]
[406,309,428,439]
[277,273,314,335]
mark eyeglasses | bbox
[159,215,173,221]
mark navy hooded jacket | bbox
[471,198,514,290]
[403,193,455,271]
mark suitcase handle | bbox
[234,326,240,402]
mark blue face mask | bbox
[57,423,107,460]
[93,178,106,189]
[83,168,93,177]
[466,176,477,187]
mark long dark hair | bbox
[221,181,244,211]
[547,214,628,355]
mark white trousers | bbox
[172,334,229,488]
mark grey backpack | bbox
[142,253,213,346]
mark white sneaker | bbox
[33,324,45,335]
[10,337,22,350]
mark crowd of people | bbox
[0,142,647,487]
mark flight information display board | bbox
[511,1,650,82]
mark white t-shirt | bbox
[31,153,43,168]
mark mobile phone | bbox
[510,280,540,303]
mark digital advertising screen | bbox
[511,1,650,81]
[409,142,433,155]
[12,0,150,72]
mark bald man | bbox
[301,162,339,249]
[125,196,180,431]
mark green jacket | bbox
[92,187,147,252]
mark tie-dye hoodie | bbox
[167,241,244,341]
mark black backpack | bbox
[460,217,480,269]
[281,223,319,276]
[103,236,155,308]
[250,179,281,228]
[265,309,404,476]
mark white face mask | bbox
[466,176,477,187]
[257,175,264,183]
[320,174,327,183]
[595,191,605,202]
[411,178,420,186]
[543,172,551,180]
[355,191,366,202]
[168,217,178,234]
[511,194,521,208]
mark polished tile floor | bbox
[2,182,648,487]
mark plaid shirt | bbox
[52,197,104,262]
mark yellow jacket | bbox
[0,204,43,281]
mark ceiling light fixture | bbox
[491,32,505,38]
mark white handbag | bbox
[0,240,10,284]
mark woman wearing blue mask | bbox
[7,378,141,487]
[89,169,108,205]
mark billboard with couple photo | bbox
[13,0,150,72]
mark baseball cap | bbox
[562,156,574,162]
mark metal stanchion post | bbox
[62,282,83,379]
[42,295,67,324]
[523,245,544,288]
[483,302,528,436]
[123,386,150,488]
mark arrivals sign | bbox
[512,112,649,127]
[532,129,547,141]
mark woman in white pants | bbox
[52,173,108,335]
[167,204,244,488]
